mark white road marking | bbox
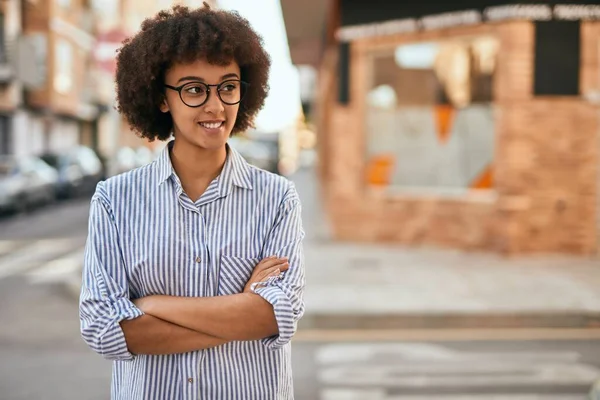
[315,343,581,365]
[316,343,599,396]
[320,390,586,400]
[294,328,600,342]
[0,238,82,280]
[320,363,600,388]
[0,240,22,258]
[26,247,85,284]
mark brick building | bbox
[282,1,600,255]
[20,0,103,155]
[0,0,216,159]
[0,0,22,155]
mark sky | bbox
[218,0,302,133]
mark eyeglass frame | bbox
[163,79,249,108]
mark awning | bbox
[279,0,332,66]
[339,0,600,26]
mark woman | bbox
[79,4,305,399]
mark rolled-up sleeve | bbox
[253,182,306,350]
[79,182,143,361]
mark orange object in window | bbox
[366,154,395,186]
[471,164,493,189]
[435,104,454,144]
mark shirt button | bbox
[188,377,194,383]
[195,256,201,263]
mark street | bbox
[0,171,599,399]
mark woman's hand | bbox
[243,256,289,293]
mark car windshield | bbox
[0,157,16,176]
[40,154,60,168]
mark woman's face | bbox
[161,58,242,151]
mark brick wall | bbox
[23,0,95,118]
[0,0,21,112]
[581,23,600,255]
[319,21,600,255]
[23,0,51,109]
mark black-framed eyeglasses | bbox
[164,79,248,108]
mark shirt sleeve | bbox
[252,181,306,350]
[79,182,144,361]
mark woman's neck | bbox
[169,140,227,201]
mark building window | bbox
[91,0,119,30]
[54,39,73,94]
[0,13,6,64]
[534,21,580,96]
[0,115,11,155]
[364,35,499,193]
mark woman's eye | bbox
[186,85,206,94]
[220,84,237,91]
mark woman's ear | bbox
[159,96,170,113]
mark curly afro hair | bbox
[115,3,271,141]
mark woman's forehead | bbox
[166,58,240,82]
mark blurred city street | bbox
[1,167,600,399]
[1,0,600,399]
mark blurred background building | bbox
[0,0,100,157]
[2,0,599,257]
[0,0,314,195]
[281,0,600,256]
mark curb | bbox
[298,312,600,330]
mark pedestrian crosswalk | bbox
[0,238,85,284]
[320,392,586,400]
[316,343,600,400]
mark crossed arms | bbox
[121,257,290,355]
[79,182,305,360]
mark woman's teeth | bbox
[200,121,223,129]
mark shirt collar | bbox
[155,140,253,192]
[155,140,174,186]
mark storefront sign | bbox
[337,3,600,41]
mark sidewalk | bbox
[300,240,600,330]
[292,166,600,330]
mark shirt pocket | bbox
[218,255,260,296]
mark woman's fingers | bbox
[255,256,287,272]
[256,261,289,282]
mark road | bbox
[0,170,599,399]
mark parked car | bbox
[107,146,158,177]
[40,146,104,199]
[0,155,58,213]
[229,133,280,174]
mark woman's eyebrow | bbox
[177,75,204,83]
[220,73,240,80]
[177,73,240,84]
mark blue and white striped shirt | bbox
[79,140,305,399]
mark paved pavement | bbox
[299,240,600,329]
[308,340,600,400]
[1,272,599,399]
